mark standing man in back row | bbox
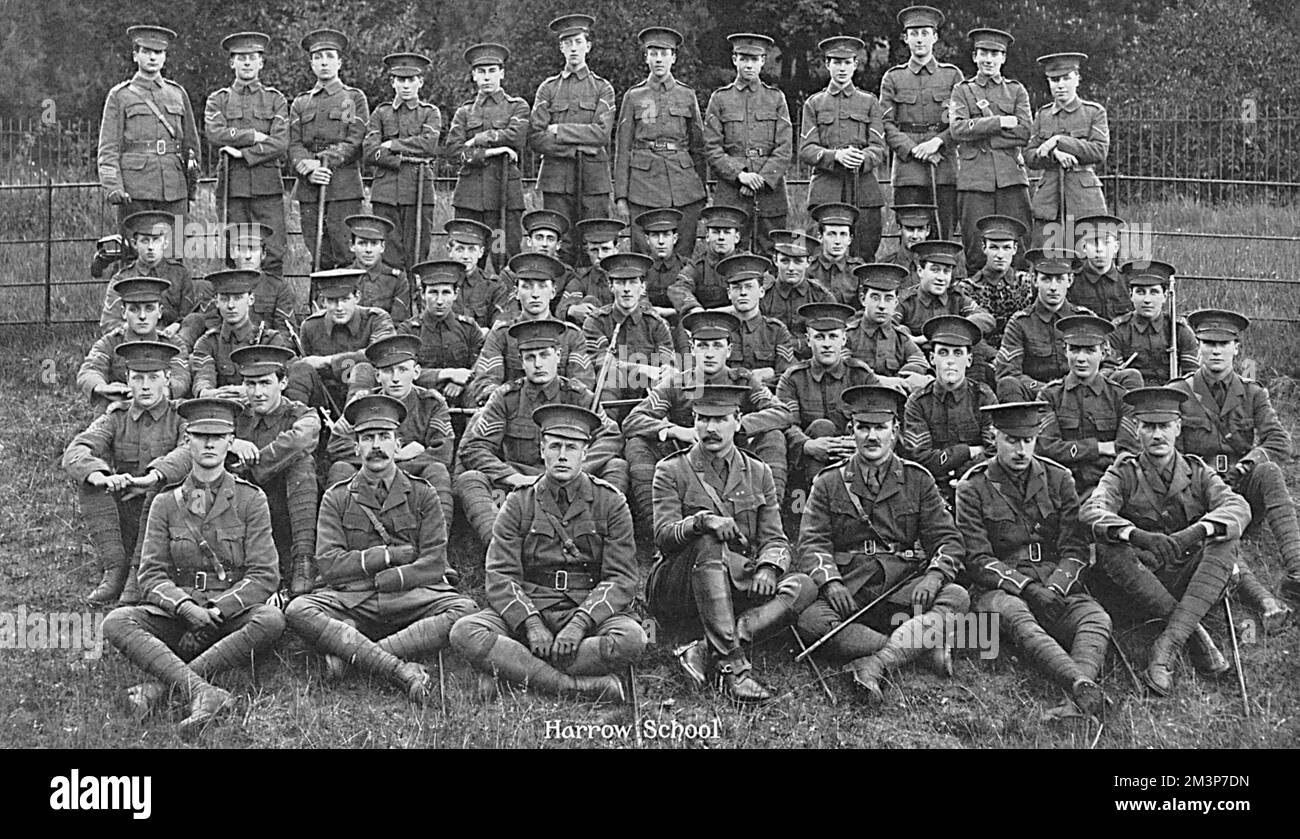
[704,32,793,256]
[880,6,964,240]
[207,31,289,277]
[289,28,369,275]
[949,28,1031,273]
[530,14,617,267]
[799,36,887,261]
[98,25,201,227]
[615,26,709,258]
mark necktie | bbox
[865,467,882,497]
[557,487,569,510]
[374,480,388,506]
[188,480,214,516]
[712,458,730,487]
[1212,381,1227,408]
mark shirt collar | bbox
[908,56,938,75]
[1064,371,1105,393]
[220,318,255,342]
[129,398,171,422]
[475,89,505,106]
[561,64,590,80]
[311,78,344,96]
[391,96,420,110]
[1050,97,1082,114]
[231,79,262,94]
[810,359,846,382]
[735,77,760,92]
[828,80,858,97]
[974,73,1005,86]
[131,71,164,89]
[646,73,676,91]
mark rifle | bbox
[572,148,585,266]
[408,157,430,313]
[1058,155,1068,234]
[448,397,642,416]
[282,313,342,425]
[590,316,626,411]
[795,569,923,663]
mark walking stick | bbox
[795,570,923,663]
[628,664,643,746]
[572,148,585,266]
[413,160,427,312]
[219,152,230,230]
[1058,158,1068,235]
[749,189,759,255]
[928,162,942,240]
[310,180,327,304]
[498,155,509,270]
[1167,271,1179,383]
[791,627,837,704]
[1223,594,1251,718]
[437,650,447,716]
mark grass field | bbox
[2,322,1299,749]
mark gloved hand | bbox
[823,581,856,619]
[750,566,777,597]
[523,615,554,660]
[177,600,219,632]
[1171,524,1207,554]
[1023,582,1068,626]
[1129,529,1180,566]
[911,571,945,612]
[176,627,215,657]
[551,614,591,663]
[106,188,131,205]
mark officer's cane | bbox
[498,155,509,272]
[1224,564,1251,718]
[572,148,585,266]
[219,152,230,230]
[791,627,836,704]
[928,162,942,240]
[311,180,327,306]
[413,161,426,312]
[437,649,447,715]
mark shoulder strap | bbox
[357,503,393,544]
[688,466,728,515]
[838,463,867,519]
[172,487,226,580]
[140,90,180,140]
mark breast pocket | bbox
[667,101,693,130]
[341,511,373,551]
[1025,334,1055,359]
[845,109,874,144]
[215,525,246,569]
[504,419,540,464]
[1092,412,1119,436]
[892,89,919,106]
[389,510,418,543]
[253,105,277,129]
[124,102,156,135]
[168,525,202,569]
[224,104,246,120]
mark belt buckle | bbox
[1027,543,1042,562]
[652,140,669,151]
[746,148,761,157]
[155,138,167,155]
[1215,455,1229,473]
[554,569,569,592]
[193,571,208,591]
[863,540,879,555]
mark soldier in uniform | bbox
[457,320,627,545]
[80,277,191,408]
[101,211,210,338]
[624,311,794,532]
[363,52,441,273]
[1027,53,1109,242]
[955,401,1111,716]
[64,341,187,605]
[557,217,624,323]
[443,218,511,329]
[286,269,395,410]
[224,222,297,331]
[636,209,687,324]
[775,302,878,489]
[529,14,617,266]
[949,28,1032,273]
[995,248,1137,401]
[1068,214,1131,320]
[153,346,320,599]
[206,31,289,277]
[286,395,476,701]
[667,205,749,316]
[901,315,996,500]
[1108,260,1197,386]
[582,252,677,422]
[467,254,594,406]
[795,385,968,704]
[1081,387,1249,695]
[704,32,792,256]
[289,29,369,274]
[327,335,455,526]
[896,239,994,346]
[649,384,816,701]
[452,404,642,702]
[877,203,941,287]
[1036,315,1140,498]
[190,269,296,400]
[402,260,484,409]
[807,203,867,308]
[798,36,887,261]
[881,6,964,239]
[344,214,411,321]
[722,254,794,388]
[615,26,709,257]
[97,25,200,226]
[845,263,932,393]
[761,230,834,350]
[1171,310,1300,618]
[964,214,1034,351]
[445,43,530,268]
[102,398,284,732]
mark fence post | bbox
[45,177,54,326]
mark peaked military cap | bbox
[638,27,683,50]
[225,222,276,248]
[700,205,749,230]
[345,214,395,240]
[898,6,945,29]
[444,218,493,246]
[976,214,1027,241]
[912,239,964,267]
[634,208,683,232]
[464,43,509,67]
[683,309,741,341]
[206,268,259,295]
[179,397,241,434]
[728,33,774,55]
[301,28,348,53]
[312,268,366,298]
[533,403,602,441]
[601,252,653,279]
[718,254,774,284]
[111,276,169,303]
[1187,309,1249,341]
[1026,248,1081,275]
[771,230,820,257]
[576,217,625,244]
[1055,314,1113,346]
[1124,387,1188,423]
[811,202,859,228]
[981,401,1047,436]
[522,209,570,236]
[116,340,180,372]
[230,344,295,377]
[411,259,467,288]
[550,14,595,39]
[344,393,407,432]
[691,384,750,417]
[222,32,270,54]
[923,315,982,347]
[123,210,173,238]
[800,302,857,331]
[1120,259,1176,288]
[968,28,1014,52]
[1037,52,1087,77]
[507,252,565,282]
[893,204,936,227]
[842,384,906,422]
[128,25,176,51]
[818,36,865,58]
[383,52,431,76]
[365,334,423,368]
[508,318,567,350]
[854,262,910,292]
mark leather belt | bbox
[742,147,770,157]
[126,140,181,155]
[1214,454,1231,473]
[308,140,337,152]
[177,570,236,592]
[525,568,596,591]
[635,140,679,152]
[897,122,942,132]
[1012,542,1046,563]
[861,540,921,560]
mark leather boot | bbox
[179,685,234,734]
[454,470,500,545]
[288,604,406,685]
[674,639,711,688]
[289,553,316,597]
[81,487,129,604]
[716,654,772,703]
[88,564,130,606]
[1144,632,1178,696]
[849,614,930,705]
[1236,567,1292,635]
[571,674,627,703]
[1186,624,1230,678]
[117,564,142,605]
[379,611,462,661]
[395,662,432,703]
[1071,677,1106,718]
[848,654,888,706]
[690,557,741,661]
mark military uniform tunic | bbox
[98,71,201,206]
[775,358,879,464]
[1038,372,1140,493]
[902,378,997,486]
[78,327,191,402]
[190,319,295,394]
[703,76,792,251]
[1026,97,1109,223]
[468,316,593,404]
[845,318,930,377]
[1108,312,1198,387]
[1068,265,1130,321]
